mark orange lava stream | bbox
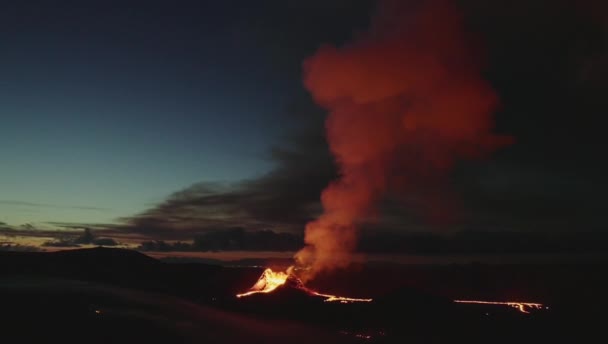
[308,290,372,303]
[236,267,372,303]
[453,300,546,313]
[236,268,290,298]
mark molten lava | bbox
[236,268,372,303]
[236,268,292,298]
[454,300,546,314]
[238,269,548,314]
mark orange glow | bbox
[308,290,372,304]
[295,0,514,281]
[236,268,291,298]
[454,300,546,314]
[236,267,372,303]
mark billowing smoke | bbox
[295,0,513,279]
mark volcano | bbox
[236,268,372,303]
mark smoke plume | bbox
[295,0,513,278]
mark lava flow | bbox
[454,300,547,314]
[236,268,372,303]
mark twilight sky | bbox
[0,0,372,226]
[1,0,607,254]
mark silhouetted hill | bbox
[0,247,159,270]
[53,246,160,264]
[1,248,159,287]
[0,248,256,300]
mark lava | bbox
[236,268,372,303]
[454,300,546,314]
[238,269,547,312]
[236,268,292,298]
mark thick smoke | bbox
[295,0,512,278]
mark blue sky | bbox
[0,1,290,226]
[0,0,371,228]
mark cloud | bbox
[41,239,118,248]
[44,221,123,232]
[0,200,109,211]
[358,230,608,255]
[135,227,608,256]
[0,222,93,238]
[124,121,336,237]
[41,228,120,248]
[41,239,81,248]
[91,238,118,246]
[138,228,302,252]
[0,243,42,252]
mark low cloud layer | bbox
[0,200,109,211]
[135,227,608,256]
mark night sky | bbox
[1,0,606,257]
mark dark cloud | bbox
[125,117,336,237]
[452,162,608,232]
[0,223,109,242]
[44,222,123,232]
[358,230,608,255]
[41,239,80,248]
[41,228,119,248]
[446,0,608,232]
[0,226,60,238]
[19,223,36,231]
[41,238,118,248]
[0,243,42,252]
[135,227,608,256]
[460,0,608,165]
[91,238,119,246]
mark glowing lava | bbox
[236,268,291,298]
[454,300,546,314]
[236,268,372,303]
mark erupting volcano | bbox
[238,0,514,307]
[236,268,372,303]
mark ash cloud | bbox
[295,0,513,277]
[12,0,606,256]
[125,121,336,236]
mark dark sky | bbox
[1,0,606,254]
